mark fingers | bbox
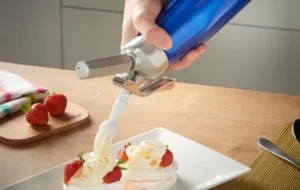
[143,27,173,50]
[121,1,138,47]
[121,0,172,49]
[131,0,172,50]
[121,0,205,73]
[168,44,207,71]
[121,19,138,48]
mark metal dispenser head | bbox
[75,36,175,97]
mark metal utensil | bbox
[257,138,300,169]
[293,119,300,143]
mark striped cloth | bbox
[0,69,49,119]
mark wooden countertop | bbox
[1,62,300,189]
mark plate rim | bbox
[1,127,251,190]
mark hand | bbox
[121,0,207,71]
[121,0,207,90]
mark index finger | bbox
[132,1,172,50]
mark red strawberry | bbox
[160,149,173,167]
[64,160,83,185]
[64,152,85,185]
[117,143,131,162]
[44,92,67,116]
[22,103,49,126]
[102,165,122,184]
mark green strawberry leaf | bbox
[120,167,128,170]
[45,91,51,97]
[20,102,31,113]
[117,160,126,165]
[78,150,86,163]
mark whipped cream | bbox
[64,150,123,190]
[124,140,168,170]
[120,140,178,190]
[65,134,118,188]
[65,91,130,189]
[65,91,178,190]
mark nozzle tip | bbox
[118,91,130,104]
[76,62,90,79]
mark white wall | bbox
[0,0,62,68]
[168,24,300,95]
[62,8,123,70]
[0,0,300,95]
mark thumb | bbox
[132,1,172,50]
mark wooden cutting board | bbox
[0,101,89,146]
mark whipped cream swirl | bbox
[65,92,130,189]
[120,140,178,190]
[65,91,178,190]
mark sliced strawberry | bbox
[160,149,173,167]
[117,143,131,162]
[64,160,83,184]
[64,152,85,185]
[103,165,122,184]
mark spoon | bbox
[257,138,300,169]
[292,119,300,143]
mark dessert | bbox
[63,91,178,190]
[64,140,178,190]
[63,124,124,190]
[118,140,178,190]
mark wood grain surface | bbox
[1,62,300,189]
[0,101,89,145]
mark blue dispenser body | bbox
[155,0,251,63]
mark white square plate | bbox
[2,128,250,190]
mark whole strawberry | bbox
[44,92,67,116]
[23,103,49,126]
